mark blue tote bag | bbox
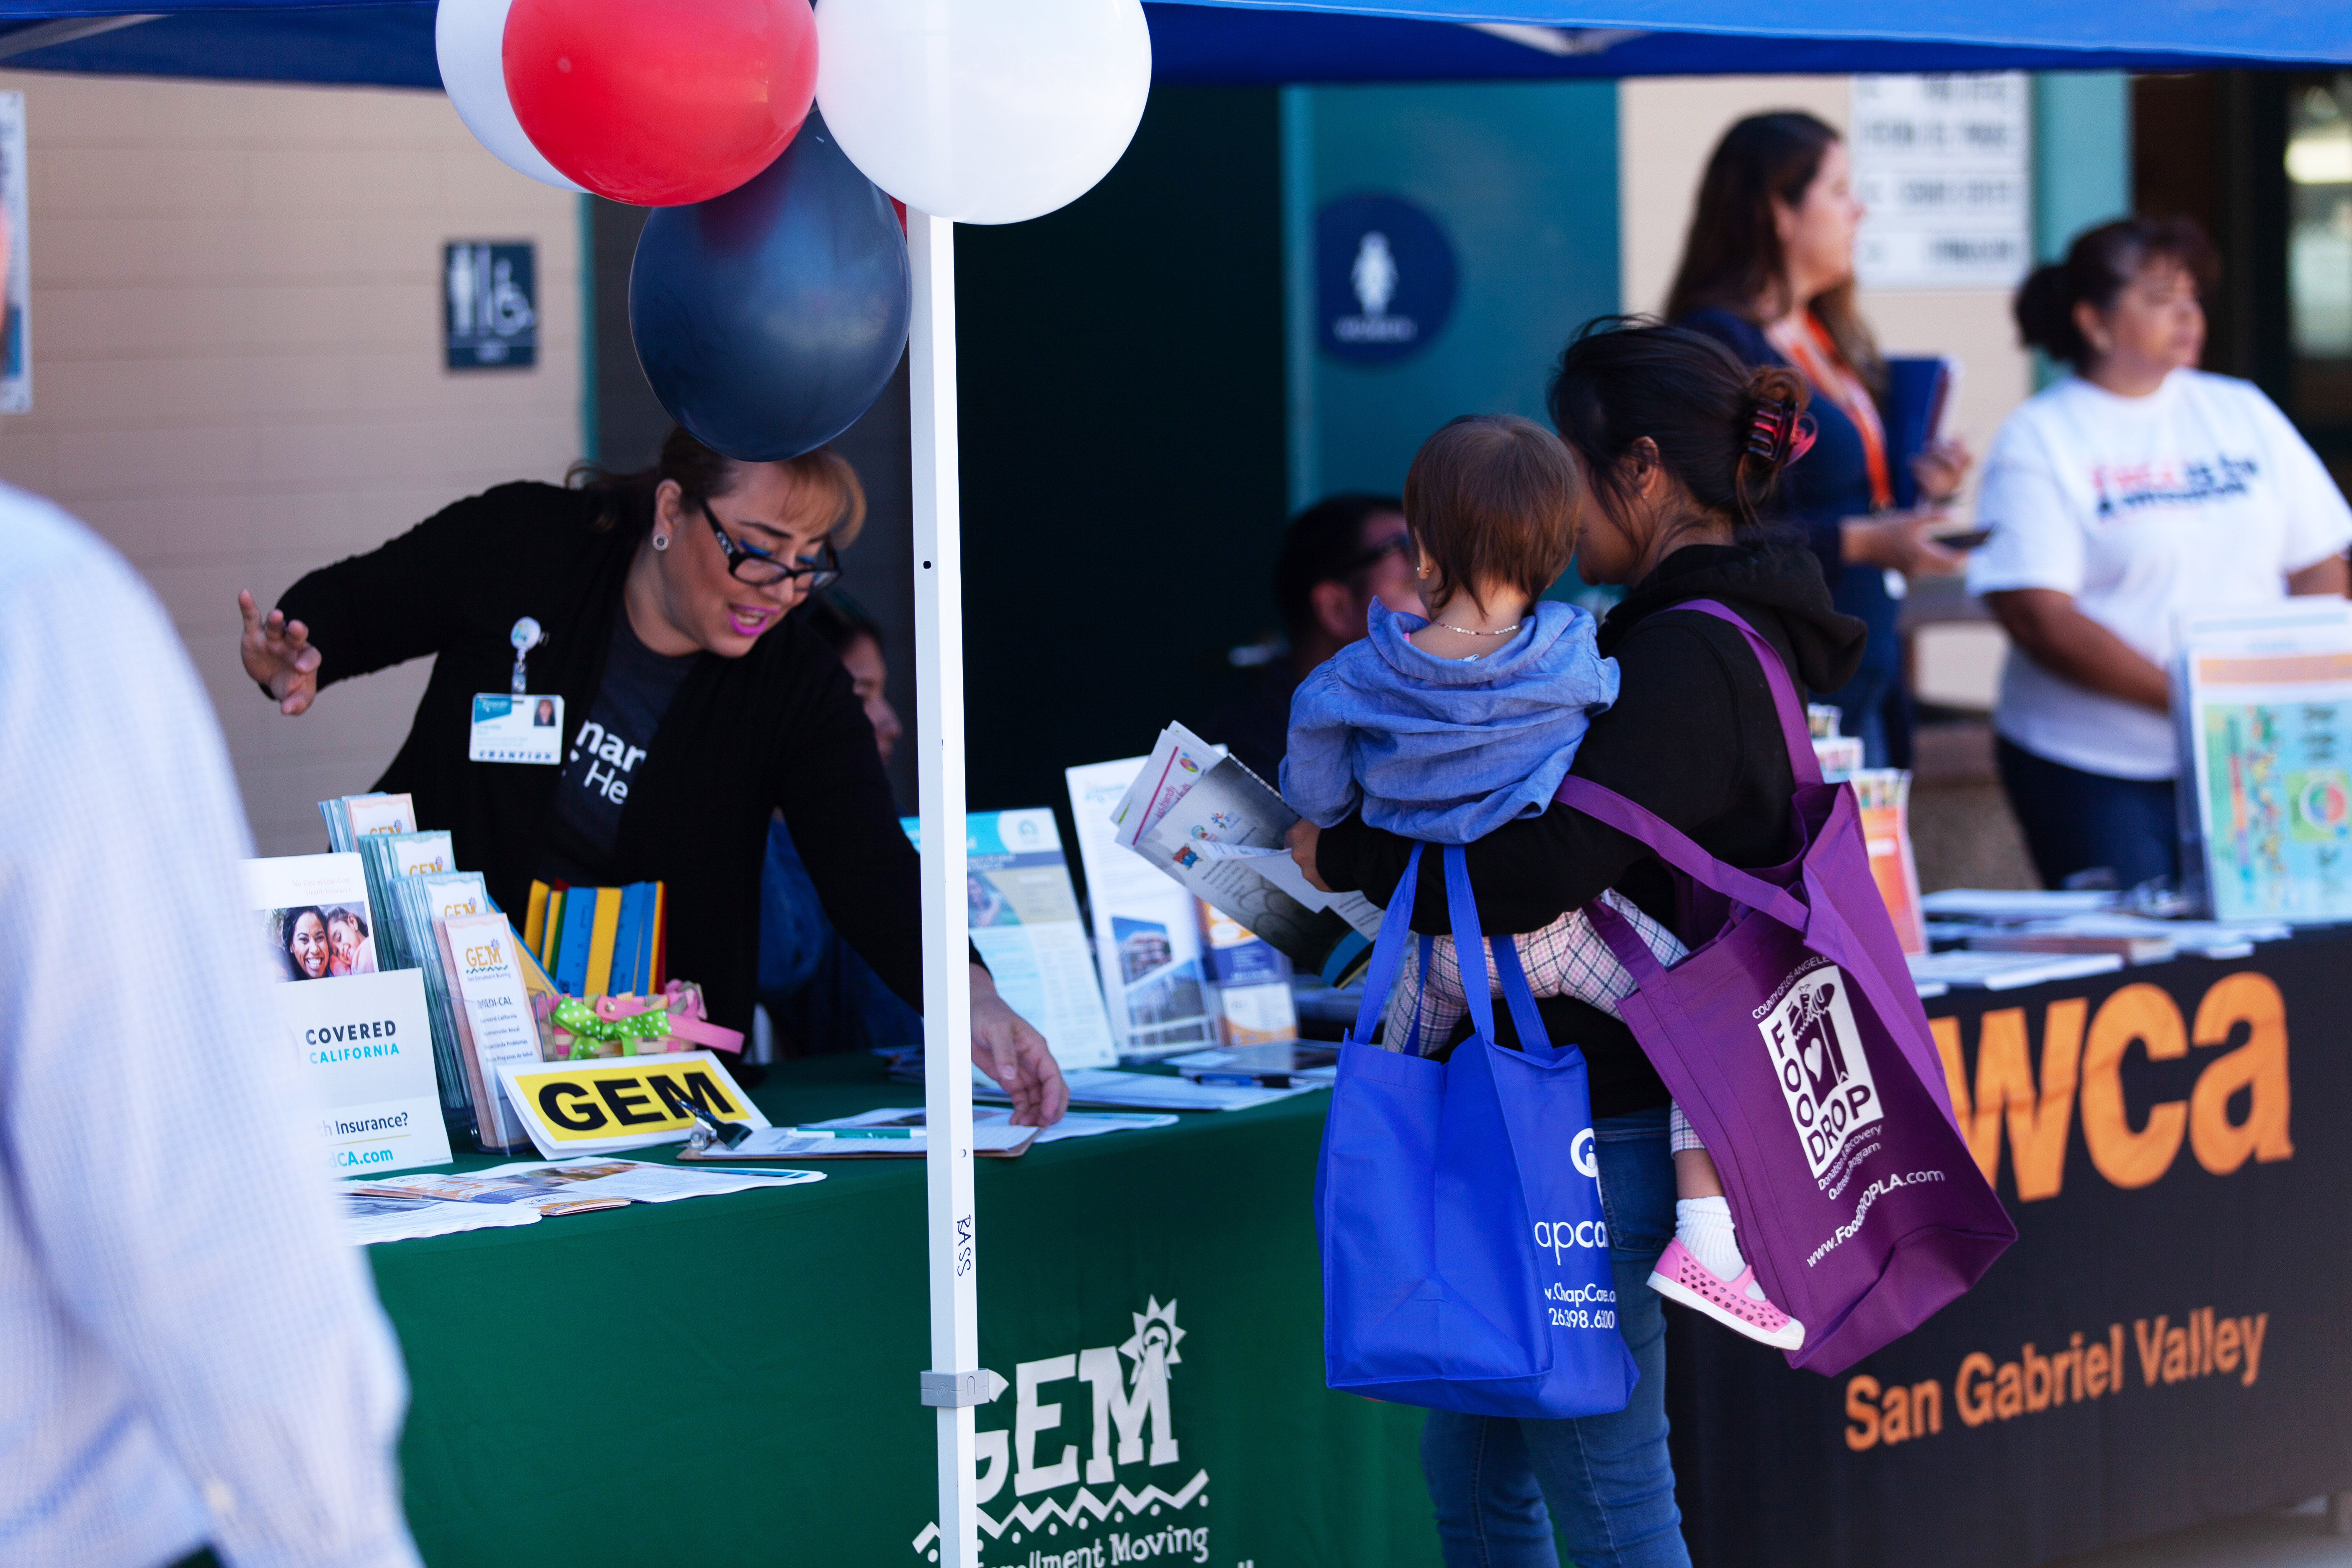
[1314,844,1637,1418]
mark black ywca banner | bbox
[1667,935,2352,1568]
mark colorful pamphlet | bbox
[435,910,546,1153]
[900,808,1119,1070]
[1197,902,1297,1045]
[1066,757,1221,1058]
[1849,769,1926,955]
[2175,602,2352,922]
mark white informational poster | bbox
[271,967,453,1174]
[0,93,27,414]
[1850,73,2031,292]
[1065,758,1219,1058]
[438,911,546,1149]
[902,807,1118,1070]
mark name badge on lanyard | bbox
[470,616,563,765]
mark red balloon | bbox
[503,0,817,207]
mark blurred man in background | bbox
[1208,493,1424,781]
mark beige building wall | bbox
[0,70,583,855]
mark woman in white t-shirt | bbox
[1970,217,2352,889]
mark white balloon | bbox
[815,0,1151,227]
[435,0,585,193]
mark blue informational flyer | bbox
[900,807,1119,1070]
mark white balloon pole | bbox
[910,206,983,1568]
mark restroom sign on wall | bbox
[444,240,538,370]
[1850,74,2032,292]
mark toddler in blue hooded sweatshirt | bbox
[1280,413,1805,1354]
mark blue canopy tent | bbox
[6,4,2339,1564]
[0,0,2347,85]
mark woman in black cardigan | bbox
[236,426,1067,1124]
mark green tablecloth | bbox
[368,1054,1437,1567]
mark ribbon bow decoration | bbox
[539,980,745,1060]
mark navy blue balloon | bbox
[629,111,910,462]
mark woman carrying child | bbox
[1287,317,1865,1568]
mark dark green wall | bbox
[956,86,1288,816]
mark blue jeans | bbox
[1420,1107,1687,1568]
[1995,736,2182,891]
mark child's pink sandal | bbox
[1647,1238,1805,1351]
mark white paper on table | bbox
[805,1106,1178,1145]
[475,1157,825,1200]
[1916,889,2119,920]
[1024,1067,1324,1112]
[338,1190,541,1246]
[1904,949,2125,990]
[729,1122,1039,1156]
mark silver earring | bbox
[652,532,671,552]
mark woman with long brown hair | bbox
[1666,111,1969,763]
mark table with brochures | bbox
[364,929,2352,1568]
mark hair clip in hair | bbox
[1786,413,1818,464]
[1746,397,1814,468]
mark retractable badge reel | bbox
[467,616,564,764]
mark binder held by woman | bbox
[1315,843,1638,1418]
[1565,600,2014,1376]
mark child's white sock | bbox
[1676,1197,1765,1300]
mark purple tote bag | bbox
[1560,601,2014,1376]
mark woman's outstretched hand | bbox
[970,964,1069,1127]
[238,590,322,714]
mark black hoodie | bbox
[1314,540,1867,1117]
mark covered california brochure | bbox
[899,807,1119,1070]
[241,854,453,1174]
[2174,600,2352,922]
[1112,722,1384,988]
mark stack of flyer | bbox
[2173,601,2352,923]
[320,790,416,852]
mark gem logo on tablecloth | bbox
[1759,963,1882,1182]
[910,1296,1218,1565]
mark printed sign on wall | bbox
[1316,193,1458,364]
[1850,73,2031,292]
[444,240,538,370]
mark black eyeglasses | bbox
[1342,533,1410,573]
[698,498,842,588]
